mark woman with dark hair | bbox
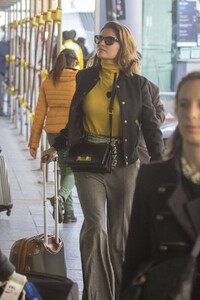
[42,21,164,300]
[29,49,78,223]
[121,71,200,299]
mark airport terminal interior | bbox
[0,0,200,299]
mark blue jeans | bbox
[47,133,75,211]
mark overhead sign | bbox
[106,0,126,21]
[177,0,197,47]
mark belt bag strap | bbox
[108,72,117,144]
[191,233,200,258]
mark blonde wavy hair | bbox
[87,21,140,76]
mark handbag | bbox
[66,72,117,173]
[121,234,200,300]
[66,142,112,173]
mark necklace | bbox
[181,155,200,185]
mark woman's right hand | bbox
[41,147,57,164]
[29,148,37,159]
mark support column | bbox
[57,0,62,55]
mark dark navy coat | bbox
[121,156,200,295]
[54,66,164,166]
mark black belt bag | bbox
[66,142,112,173]
[66,73,117,173]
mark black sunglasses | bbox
[94,35,119,46]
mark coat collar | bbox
[167,185,200,240]
[158,156,200,241]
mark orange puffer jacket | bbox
[29,68,77,149]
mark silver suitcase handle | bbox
[42,157,59,244]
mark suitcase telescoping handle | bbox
[42,157,59,245]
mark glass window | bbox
[142,0,173,91]
[142,0,200,92]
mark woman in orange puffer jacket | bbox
[29,49,78,223]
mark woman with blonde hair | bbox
[42,21,164,300]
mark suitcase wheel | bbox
[6,205,13,216]
[0,204,12,216]
[7,209,11,216]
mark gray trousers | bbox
[74,161,139,300]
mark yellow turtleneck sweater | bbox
[82,62,122,137]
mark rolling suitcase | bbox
[9,158,67,277]
[0,147,13,216]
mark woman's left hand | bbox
[41,147,57,164]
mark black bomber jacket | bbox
[53,66,164,166]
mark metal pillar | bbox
[57,0,62,55]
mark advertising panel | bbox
[106,0,126,21]
[177,0,197,46]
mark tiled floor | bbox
[0,116,83,298]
